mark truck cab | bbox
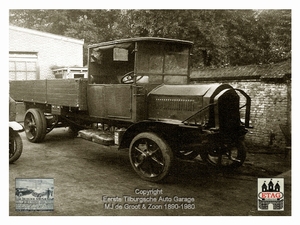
[86,37,193,123]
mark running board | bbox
[78,129,115,146]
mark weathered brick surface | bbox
[191,60,291,150]
[9,26,84,80]
[229,81,291,149]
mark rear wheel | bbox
[24,108,47,143]
[129,132,173,182]
[200,140,246,168]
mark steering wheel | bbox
[121,71,143,84]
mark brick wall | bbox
[190,60,291,150]
[9,26,84,80]
[228,80,291,149]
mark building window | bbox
[9,52,38,80]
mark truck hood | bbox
[147,83,237,123]
[148,83,227,97]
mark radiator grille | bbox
[154,98,195,111]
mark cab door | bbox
[87,84,132,120]
[105,85,132,119]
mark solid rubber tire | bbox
[129,132,174,182]
[9,130,23,163]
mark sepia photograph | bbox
[4,1,297,223]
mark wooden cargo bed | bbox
[9,79,88,110]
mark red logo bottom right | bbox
[257,178,284,211]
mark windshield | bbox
[136,42,189,75]
[136,41,190,84]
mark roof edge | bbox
[88,37,193,48]
[9,25,84,45]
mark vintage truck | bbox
[9,37,251,182]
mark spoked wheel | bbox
[9,130,23,163]
[24,108,47,143]
[129,132,173,182]
[200,140,246,168]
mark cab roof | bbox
[88,37,194,49]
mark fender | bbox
[9,121,24,132]
[118,121,180,150]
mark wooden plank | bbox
[46,79,87,110]
[10,79,88,110]
[10,80,47,103]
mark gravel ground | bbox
[8,128,292,217]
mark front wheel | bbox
[9,130,23,163]
[129,132,173,182]
[200,140,246,168]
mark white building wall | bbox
[9,26,84,80]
